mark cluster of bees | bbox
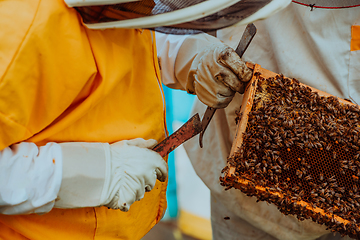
[220,74,360,239]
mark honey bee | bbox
[304,175,313,181]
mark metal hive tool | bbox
[220,64,360,239]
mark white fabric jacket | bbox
[158,2,359,240]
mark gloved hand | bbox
[105,139,167,211]
[187,43,252,108]
[174,34,252,108]
[55,138,167,212]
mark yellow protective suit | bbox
[0,0,167,239]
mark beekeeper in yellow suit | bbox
[0,0,283,239]
[177,1,360,240]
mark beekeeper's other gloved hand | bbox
[55,138,167,212]
[175,34,252,109]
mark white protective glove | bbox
[55,138,167,212]
[175,34,252,108]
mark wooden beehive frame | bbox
[223,63,359,238]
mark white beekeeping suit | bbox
[182,1,359,240]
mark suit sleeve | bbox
[0,142,62,215]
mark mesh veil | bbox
[75,0,274,34]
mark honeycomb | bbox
[220,64,360,239]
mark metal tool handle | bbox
[153,113,202,157]
[235,23,257,58]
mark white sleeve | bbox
[155,31,225,91]
[0,142,62,215]
[155,31,189,90]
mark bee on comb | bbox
[220,64,360,239]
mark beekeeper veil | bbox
[65,0,291,34]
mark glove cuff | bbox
[55,142,108,209]
[186,42,231,95]
[175,34,223,93]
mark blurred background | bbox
[142,85,212,240]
